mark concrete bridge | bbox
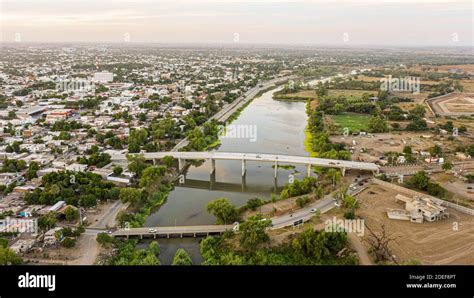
[110,151,380,178]
[112,224,236,239]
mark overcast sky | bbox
[0,0,472,46]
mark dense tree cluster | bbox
[24,171,117,207]
[200,227,356,265]
[307,107,350,160]
[406,171,447,198]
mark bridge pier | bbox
[241,159,246,177]
[178,158,186,172]
[210,158,215,175]
[153,158,158,165]
[341,167,346,177]
[274,160,278,179]
[307,164,311,177]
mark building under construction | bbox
[386,194,449,223]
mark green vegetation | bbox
[330,113,370,133]
[172,248,193,265]
[96,233,113,248]
[77,145,111,168]
[117,161,174,228]
[305,101,350,160]
[200,227,356,265]
[24,171,116,207]
[245,198,265,211]
[207,198,239,224]
[37,212,58,231]
[279,177,318,200]
[0,245,22,265]
[239,214,272,250]
[184,120,221,151]
[405,171,447,198]
[106,240,161,265]
[1,158,26,173]
[64,206,79,222]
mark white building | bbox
[94,72,114,83]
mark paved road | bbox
[90,200,127,229]
[270,196,337,229]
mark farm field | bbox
[328,113,370,133]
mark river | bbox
[143,86,310,264]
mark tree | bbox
[172,248,193,265]
[366,224,396,263]
[296,196,310,208]
[38,212,57,231]
[0,246,22,265]
[162,155,174,168]
[408,171,430,190]
[327,168,342,188]
[139,166,166,188]
[61,237,76,248]
[206,198,238,224]
[25,161,39,180]
[96,233,113,247]
[291,228,347,261]
[149,241,161,256]
[127,154,147,178]
[442,161,453,171]
[402,146,412,155]
[119,188,142,206]
[246,198,264,211]
[64,206,79,222]
[368,115,388,133]
[113,166,123,176]
[239,214,271,250]
[429,145,442,157]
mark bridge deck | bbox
[109,151,379,171]
[112,225,235,237]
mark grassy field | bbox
[328,89,377,99]
[329,113,370,133]
[273,89,317,100]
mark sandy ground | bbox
[428,92,474,116]
[24,201,127,265]
[330,131,472,164]
[357,184,474,265]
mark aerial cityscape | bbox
[0,0,473,273]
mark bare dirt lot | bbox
[330,131,472,163]
[357,184,474,265]
[329,132,438,162]
[427,92,474,116]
